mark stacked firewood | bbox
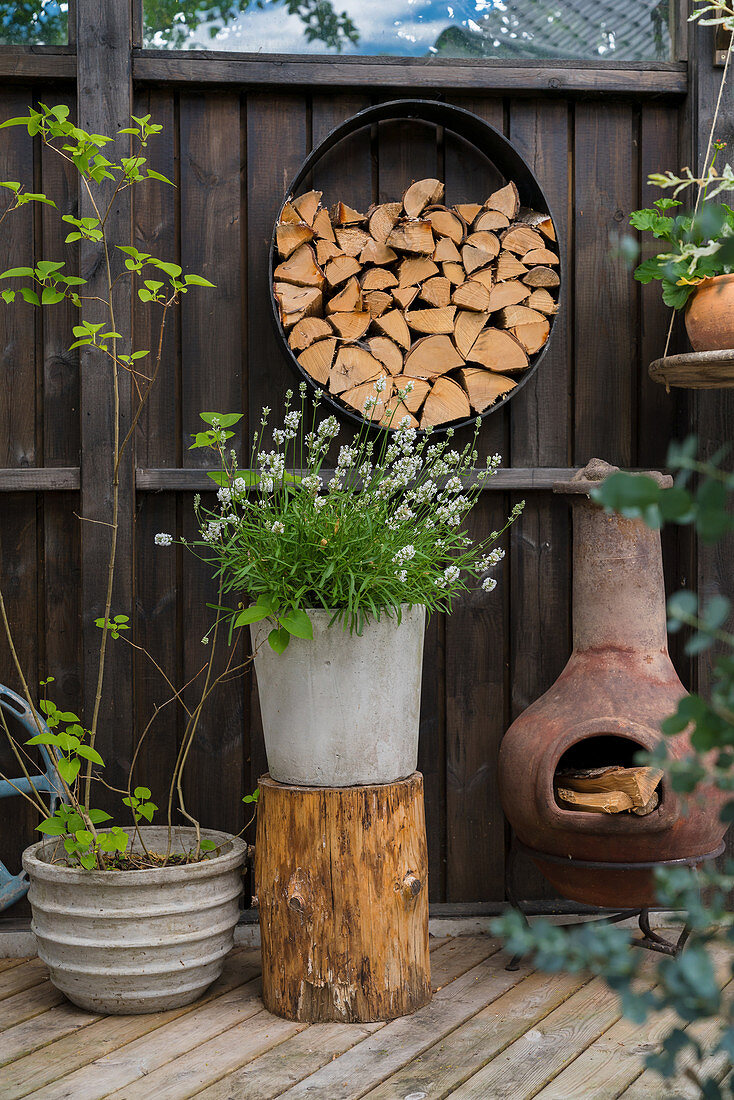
[272,178,559,429]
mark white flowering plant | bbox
[165,384,523,653]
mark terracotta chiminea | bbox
[499,459,727,909]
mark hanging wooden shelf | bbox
[649,349,734,390]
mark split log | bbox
[368,335,404,376]
[326,275,361,314]
[387,219,435,254]
[468,267,495,292]
[485,181,520,219]
[467,327,529,373]
[363,290,393,318]
[342,373,392,420]
[312,207,335,242]
[329,311,371,341]
[324,254,361,288]
[292,190,322,226]
[522,265,560,288]
[276,221,315,259]
[497,304,546,329]
[474,209,510,232]
[501,225,544,256]
[274,244,324,289]
[518,207,556,242]
[392,285,420,311]
[420,276,451,308]
[433,237,462,264]
[526,288,558,315]
[374,308,411,349]
[400,257,438,287]
[403,177,444,218]
[496,252,529,282]
[454,202,482,224]
[511,318,550,354]
[454,310,489,359]
[523,247,559,266]
[362,267,399,291]
[405,306,456,335]
[274,283,322,329]
[279,200,301,225]
[459,367,517,412]
[380,398,419,430]
[452,280,491,312]
[426,207,465,245]
[331,200,365,226]
[297,338,336,385]
[288,316,333,351]
[360,239,397,266]
[391,375,431,412]
[466,230,500,256]
[329,345,382,394]
[487,280,530,313]
[555,765,663,815]
[255,772,431,1023]
[420,376,471,428]
[368,201,402,243]
[403,334,464,379]
[315,239,343,265]
[441,262,464,285]
[335,226,371,257]
[462,243,497,274]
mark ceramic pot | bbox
[685,273,734,351]
[23,826,246,1014]
[252,604,426,787]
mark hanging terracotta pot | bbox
[685,273,734,352]
[498,459,727,908]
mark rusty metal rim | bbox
[517,839,725,871]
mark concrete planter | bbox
[252,604,426,787]
[22,826,246,1014]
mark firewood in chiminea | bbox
[273,178,559,427]
[554,736,663,816]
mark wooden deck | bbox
[0,929,730,1099]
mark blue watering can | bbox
[0,684,64,910]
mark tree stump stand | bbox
[255,771,431,1023]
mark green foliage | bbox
[494,441,734,1096]
[629,197,734,310]
[122,786,158,824]
[163,389,522,652]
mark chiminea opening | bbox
[554,735,663,816]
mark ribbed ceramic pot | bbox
[22,826,246,1014]
[252,604,426,787]
[685,273,734,351]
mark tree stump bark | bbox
[255,771,431,1023]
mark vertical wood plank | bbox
[0,89,40,908]
[246,93,308,794]
[444,96,507,903]
[574,102,638,466]
[507,99,572,900]
[179,93,244,835]
[76,0,134,799]
[133,88,180,813]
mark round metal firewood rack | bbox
[268,98,560,434]
[649,348,734,389]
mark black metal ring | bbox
[517,840,726,871]
[268,98,560,434]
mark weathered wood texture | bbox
[0,57,703,910]
[255,772,431,1022]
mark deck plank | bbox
[0,957,27,974]
[1,949,260,1100]
[0,1000,102,1066]
[447,971,652,1099]
[192,935,500,1100]
[270,952,533,1100]
[534,943,734,1100]
[0,981,66,1031]
[0,958,48,1002]
[361,968,591,1100]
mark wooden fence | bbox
[0,0,731,913]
